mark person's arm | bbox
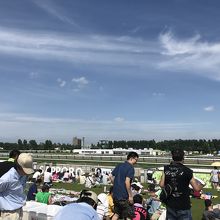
[48,194,52,204]
[190,176,204,192]
[109,174,114,184]
[35,193,38,202]
[0,179,10,192]
[159,172,165,188]
[125,177,133,203]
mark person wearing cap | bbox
[0,149,21,178]
[54,189,99,220]
[110,151,139,220]
[131,182,143,196]
[0,153,34,220]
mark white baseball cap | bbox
[81,190,98,204]
[17,153,34,174]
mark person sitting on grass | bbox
[54,189,99,220]
[132,194,148,220]
[27,178,41,201]
[146,184,162,220]
[107,186,114,220]
[35,184,52,204]
[43,167,53,187]
[202,199,220,220]
[131,182,143,196]
[85,172,96,188]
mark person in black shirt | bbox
[159,149,204,220]
[0,149,20,177]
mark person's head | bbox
[148,183,156,196]
[9,149,21,161]
[148,183,156,192]
[42,184,50,192]
[205,199,213,210]
[77,190,98,210]
[214,166,218,170]
[46,167,51,172]
[133,194,143,205]
[131,183,140,192]
[15,153,34,176]
[171,148,184,162]
[127,151,139,165]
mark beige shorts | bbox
[0,208,23,220]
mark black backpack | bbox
[159,183,174,203]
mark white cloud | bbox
[57,78,66,87]
[114,117,125,122]
[158,31,220,81]
[72,76,89,90]
[204,106,215,112]
[152,92,165,97]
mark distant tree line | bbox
[95,139,220,154]
[0,139,75,151]
[0,139,220,154]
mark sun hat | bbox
[80,190,98,204]
[17,153,34,174]
[131,182,143,190]
[135,182,143,189]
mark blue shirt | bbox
[0,167,26,210]
[55,202,100,220]
[27,183,37,201]
[112,161,134,200]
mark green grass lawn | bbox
[52,182,220,219]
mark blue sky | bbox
[0,0,220,145]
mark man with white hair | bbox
[0,153,34,220]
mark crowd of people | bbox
[0,149,220,220]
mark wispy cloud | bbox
[158,31,220,81]
[0,28,157,68]
[57,78,66,87]
[204,106,215,112]
[32,0,78,27]
[0,112,213,143]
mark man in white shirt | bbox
[55,190,99,220]
[0,153,34,220]
[43,167,52,186]
[32,169,42,183]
